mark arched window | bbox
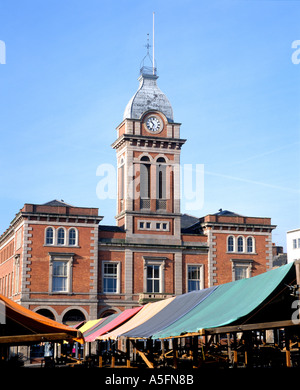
[247,237,254,253]
[57,228,65,245]
[157,157,166,200]
[140,156,151,208]
[45,227,54,245]
[62,309,86,326]
[237,236,244,252]
[227,236,234,252]
[36,309,55,321]
[68,228,76,246]
[119,157,125,211]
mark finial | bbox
[139,14,157,77]
[153,12,155,75]
[145,33,151,55]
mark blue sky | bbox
[0,0,299,250]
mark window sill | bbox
[44,245,80,248]
[102,292,121,295]
[49,292,73,295]
[226,251,257,255]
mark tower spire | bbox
[153,12,155,76]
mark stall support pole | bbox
[173,338,178,369]
[192,336,198,368]
[244,331,253,368]
[126,338,131,368]
[285,328,291,367]
[233,333,238,368]
[110,340,115,368]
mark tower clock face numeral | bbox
[146,116,161,132]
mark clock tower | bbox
[112,63,186,246]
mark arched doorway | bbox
[36,308,55,321]
[62,309,86,326]
[101,310,116,318]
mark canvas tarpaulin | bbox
[0,294,83,344]
[98,296,175,340]
[83,314,119,340]
[152,262,295,339]
[78,319,104,334]
[122,286,217,339]
[84,306,143,342]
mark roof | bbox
[98,225,125,232]
[42,199,74,207]
[213,209,243,217]
[180,213,199,229]
[123,73,174,122]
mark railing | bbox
[139,292,174,304]
[140,65,157,76]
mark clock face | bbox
[146,116,161,132]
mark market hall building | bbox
[0,63,276,325]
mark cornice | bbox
[111,134,186,150]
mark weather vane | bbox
[140,13,156,76]
[145,33,151,54]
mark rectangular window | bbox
[139,222,144,229]
[103,263,118,293]
[146,222,151,229]
[293,239,297,249]
[52,261,68,292]
[187,265,201,292]
[146,265,160,293]
[235,266,248,281]
[298,238,300,248]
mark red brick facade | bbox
[0,204,275,324]
[0,70,276,324]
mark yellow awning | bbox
[78,319,101,334]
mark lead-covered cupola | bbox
[123,50,174,123]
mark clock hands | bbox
[149,118,154,129]
[146,116,161,131]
